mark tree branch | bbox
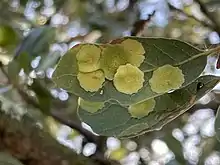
[0,62,114,164]
[51,110,99,143]
[0,111,116,165]
[131,11,156,36]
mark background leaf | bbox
[0,152,24,165]
[13,26,55,73]
[215,105,220,142]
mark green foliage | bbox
[15,26,55,58]
[0,24,18,47]
[78,75,219,138]
[8,26,55,74]
[52,37,210,106]
[52,36,220,137]
[215,106,220,142]
[0,152,24,165]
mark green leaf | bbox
[215,106,220,142]
[52,37,209,105]
[36,51,61,72]
[163,134,186,164]
[78,75,219,138]
[28,79,52,114]
[15,26,55,58]
[0,152,24,165]
[0,24,19,47]
[13,26,55,73]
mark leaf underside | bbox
[52,37,206,105]
[78,75,219,138]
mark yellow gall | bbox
[149,64,185,93]
[113,64,144,95]
[121,39,145,67]
[77,70,105,92]
[76,44,101,72]
[79,98,104,113]
[128,98,156,118]
[100,45,131,80]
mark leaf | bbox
[15,26,55,58]
[215,106,220,142]
[28,79,52,114]
[36,51,61,72]
[78,75,219,138]
[52,37,209,105]
[0,24,19,48]
[0,152,24,165]
[163,134,186,164]
[14,26,55,73]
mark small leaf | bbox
[0,152,24,165]
[215,106,220,142]
[15,26,55,58]
[13,26,55,73]
[36,51,61,72]
[78,75,219,138]
[0,24,18,47]
[28,79,52,114]
[52,37,210,105]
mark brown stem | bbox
[0,112,117,165]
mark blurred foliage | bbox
[0,0,220,165]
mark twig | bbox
[131,11,156,36]
[0,62,114,164]
[195,0,220,35]
[0,62,99,142]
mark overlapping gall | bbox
[100,45,132,80]
[76,44,101,72]
[120,39,145,67]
